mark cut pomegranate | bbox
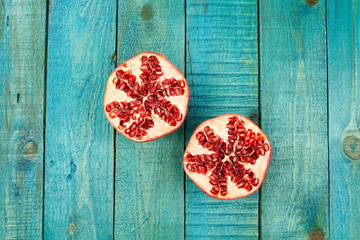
[104,52,189,142]
[183,114,271,200]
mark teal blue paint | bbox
[260,0,329,238]
[3,0,360,238]
[44,0,116,238]
[186,0,259,239]
[0,0,46,238]
[328,0,360,238]
[114,0,185,239]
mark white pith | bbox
[183,114,271,200]
[103,52,189,142]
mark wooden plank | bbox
[328,1,360,239]
[259,0,328,239]
[44,0,116,238]
[114,0,185,239]
[0,0,46,238]
[185,0,259,239]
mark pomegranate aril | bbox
[226,124,235,130]
[257,147,265,156]
[220,142,226,151]
[209,179,218,185]
[256,139,264,146]
[149,55,158,62]
[113,77,120,85]
[203,142,212,149]
[249,132,255,139]
[151,74,160,80]
[236,181,245,188]
[140,73,150,81]
[229,116,238,123]
[210,188,219,195]
[235,120,244,128]
[154,69,163,75]
[252,178,259,186]
[235,143,243,151]
[209,174,218,181]
[109,112,117,119]
[116,70,123,76]
[263,143,270,151]
[225,145,233,155]
[220,190,228,196]
[141,55,148,62]
[186,164,192,171]
[228,132,237,141]
[140,64,151,73]
[177,80,185,88]
[205,127,214,136]
[129,123,136,131]
[168,119,176,127]
[247,184,253,191]
[219,180,227,188]
[196,132,206,142]
[209,135,219,143]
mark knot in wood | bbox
[309,229,324,240]
[343,135,360,161]
[306,0,319,6]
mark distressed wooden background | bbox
[1,0,359,239]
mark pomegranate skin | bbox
[183,114,271,200]
[104,52,190,142]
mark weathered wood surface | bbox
[2,0,360,239]
[0,0,46,239]
[114,0,185,239]
[328,0,360,239]
[260,0,329,239]
[44,0,116,239]
[186,0,259,239]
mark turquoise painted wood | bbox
[3,0,360,239]
[44,0,116,239]
[114,0,185,239]
[328,0,360,239]
[259,0,329,239]
[0,0,46,239]
[186,0,259,239]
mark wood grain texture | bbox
[114,0,185,239]
[186,0,259,239]
[259,0,328,239]
[44,0,116,239]
[0,0,46,239]
[328,1,360,239]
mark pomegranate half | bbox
[104,52,189,142]
[183,114,271,200]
